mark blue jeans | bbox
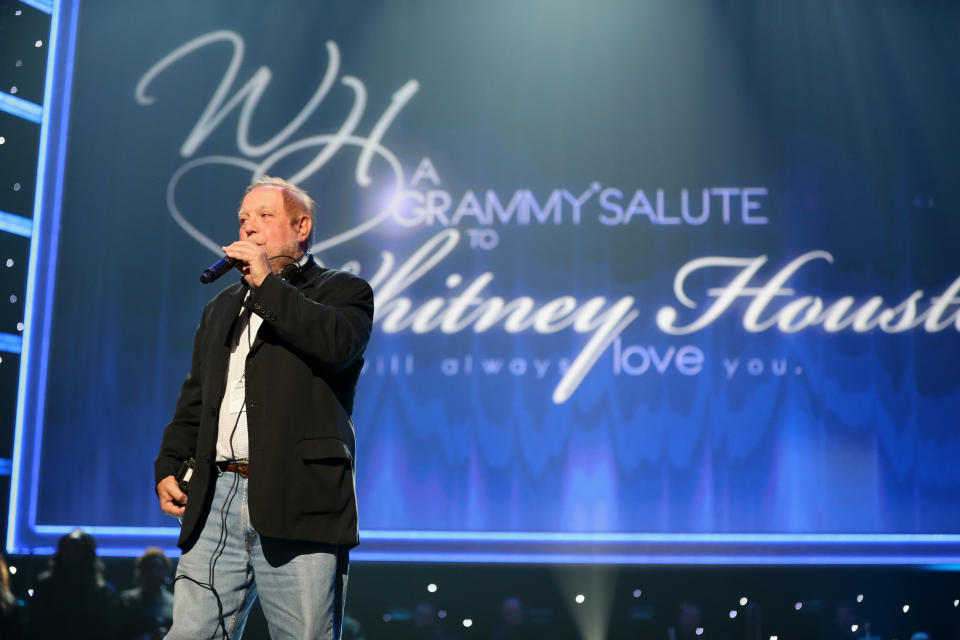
[166,471,348,640]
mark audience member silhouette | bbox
[667,602,702,640]
[118,547,174,639]
[405,600,454,640]
[492,596,527,640]
[25,529,119,639]
[0,552,24,640]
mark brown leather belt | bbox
[216,460,249,478]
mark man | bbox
[26,529,120,639]
[118,547,174,639]
[155,177,373,639]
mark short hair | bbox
[135,546,171,577]
[246,176,316,244]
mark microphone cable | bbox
[173,308,253,639]
[177,255,303,636]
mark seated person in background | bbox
[667,602,702,640]
[119,547,175,639]
[0,552,24,640]
[492,596,527,640]
[26,529,119,640]
[402,601,455,640]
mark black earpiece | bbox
[279,261,303,284]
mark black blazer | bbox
[155,259,373,550]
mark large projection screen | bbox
[8,0,960,563]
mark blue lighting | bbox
[349,552,960,566]
[0,93,43,124]
[0,333,23,354]
[6,0,960,567]
[359,530,960,544]
[22,546,182,558]
[33,525,180,536]
[23,0,76,539]
[19,0,54,14]
[6,0,79,555]
[0,210,34,237]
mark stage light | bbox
[7,566,14,574]
[15,9,22,15]
[382,614,391,622]
[695,627,703,636]
[729,610,737,619]
[427,583,437,593]
[462,619,473,628]
[16,322,23,331]
[857,594,864,603]
[15,60,22,67]
[632,589,642,598]
[5,259,12,267]
[34,40,43,48]
[739,596,748,606]
[954,599,959,607]
[13,183,21,191]
[10,295,17,303]
[27,589,33,597]
[851,624,859,632]
[770,636,778,640]
[902,604,910,613]
[575,594,585,604]
[9,87,17,95]
[794,602,802,611]
[0,137,6,144]
[438,610,447,619]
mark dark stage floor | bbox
[6,555,959,639]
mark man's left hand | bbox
[222,241,271,288]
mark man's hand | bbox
[157,475,188,517]
[222,240,272,288]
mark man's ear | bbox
[297,215,312,243]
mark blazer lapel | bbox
[219,283,248,347]
[207,282,247,403]
[249,316,267,354]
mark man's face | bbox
[238,186,309,273]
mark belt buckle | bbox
[222,459,249,478]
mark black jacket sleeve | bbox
[245,270,374,371]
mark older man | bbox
[155,176,373,639]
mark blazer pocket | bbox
[294,438,353,514]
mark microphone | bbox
[200,255,240,284]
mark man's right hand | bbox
[157,475,187,517]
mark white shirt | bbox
[215,297,262,462]
[214,254,311,462]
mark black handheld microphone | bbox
[200,255,240,284]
